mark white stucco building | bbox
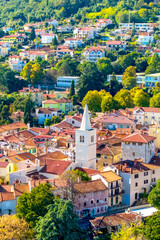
[41,34,57,44]
[75,104,96,169]
[83,46,105,62]
[64,38,83,49]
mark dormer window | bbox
[80,136,84,142]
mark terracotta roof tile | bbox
[122,132,155,143]
[74,179,107,193]
[40,159,72,175]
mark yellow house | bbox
[149,124,160,149]
[97,145,121,170]
[0,161,14,183]
[100,171,123,207]
[0,34,25,44]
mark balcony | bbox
[109,190,125,197]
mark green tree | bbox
[150,93,160,108]
[70,80,75,97]
[44,118,51,126]
[30,27,36,40]
[148,179,160,209]
[52,36,58,46]
[61,169,91,182]
[132,89,150,107]
[77,62,104,101]
[97,58,113,80]
[0,215,34,240]
[151,82,160,96]
[20,62,33,81]
[56,55,80,76]
[16,183,54,228]
[111,223,144,240]
[122,66,137,90]
[110,73,122,96]
[30,63,43,84]
[143,211,160,240]
[35,199,87,240]
[145,54,160,74]
[51,115,61,124]
[23,94,34,125]
[101,92,114,112]
[114,89,134,109]
[82,90,102,112]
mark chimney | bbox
[27,123,30,130]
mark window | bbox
[91,135,94,142]
[97,208,100,213]
[132,142,136,145]
[90,192,93,196]
[133,152,135,156]
[153,170,155,174]
[97,199,99,203]
[152,178,156,182]
[135,174,139,179]
[90,200,93,205]
[144,172,148,176]
[101,207,103,212]
[80,136,84,142]
[111,197,113,206]
[135,182,138,187]
[116,196,118,204]
[125,142,130,145]
[84,194,86,198]
[144,180,148,184]
[98,191,101,195]
[138,143,142,146]
[135,192,138,200]
[9,165,11,172]
[84,202,86,207]
[105,198,107,202]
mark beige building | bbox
[121,132,155,163]
[19,87,43,107]
[149,124,160,149]
[133,107,160,126]
[114,159,160,206]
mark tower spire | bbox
[80,104,92,130]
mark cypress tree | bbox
[70,80,75,96]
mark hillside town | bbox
[0,0,160,239]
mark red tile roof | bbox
[40,159,72,175]
[122,132,155,143]
[0,162,9,168]
[75,167,100,175]
[74,179,107,193]
[0,192,15,202]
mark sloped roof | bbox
[100,171,122,182]
[74,179,107,193]
[122,132,155,143]
[40,159,72,175]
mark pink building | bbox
[74,179,108,218]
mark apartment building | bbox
[8,55,26,71]
[73,27,98,39]
[113,159,160,206]
[19,87,43,107]
[119,23,157,32]
[83,46,105,62]
[64,38,83,49]
[133,107,160,126]
[106,41,127,50]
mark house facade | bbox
[42,98,73,114]
[73,27,98,39]
[133,107,160,126]
[83,47,105,62]
[121,132,155,163]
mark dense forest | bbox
[0,0,159,27]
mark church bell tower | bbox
[75,104,96,169]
